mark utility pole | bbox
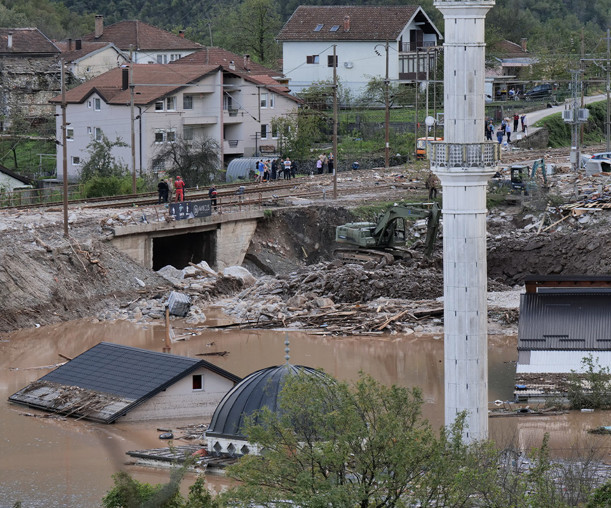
[333,44,338,199]
[60,59,69,238]
[414,53,419,156]
[607,28,610,152]
[130,46,137,194]
[384,40,390,169]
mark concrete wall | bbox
[122,366,236,421]
[111,210,263,270]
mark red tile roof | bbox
[55,40,121,63]
[81,20,201,51]
[238,73,300,103]
[277,5,422,42]
[176,47,278,76]
[50,64,220,105]
[0,28,59,55]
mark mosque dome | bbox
[206,363,328,442]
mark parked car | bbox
[524,83,553,100]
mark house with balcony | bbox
[276,5,442,97]
[81,17,202,65]
[50,63,299,181]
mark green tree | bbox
[566,355,611,410]
[153,134,220,187]
[103,470,219,508]
[225,372,439,507]
[211,0,282,66]
[79,135,129,182]
[587,480,611,508]
[272,111,326,160]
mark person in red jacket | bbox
[174,176,185,202]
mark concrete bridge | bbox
[110,208,264,271]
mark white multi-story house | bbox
[55,39,128,81]
[81,17,202,65]
[51,63,299,181]
[277,5,442,96]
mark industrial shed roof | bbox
[8,342,240,423]
[518,292,611,351]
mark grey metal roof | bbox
[206,364,329,439]
[8,342,240,423]
[518,293,611,351]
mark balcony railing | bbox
[227,139,239,147]
[228,108,239,117]
[399,40,437,52]
[429,142,499,169]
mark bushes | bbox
[566,355,611,410]
[82,175,146,198]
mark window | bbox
[155,130,165,143]
[170,54,181,61]
[314,23,324,32]
[166,97,176,111]
[66,127,74,140]
[95,127,102,141]
[183,95,193,110]
[166,130,176,142]
[94,98,101,111]
[152,158,165,171]
[192,374,203,391]
[155,100,164,111]
[327,55,338,68]
[156,54,167,64]
[87,126,92,135]
[87,100,92,108]
[272,124,278,139]
[270,93,275,109]
[71,156,81,165]
[260,93,268,108]
[306,55,319,64]
[330,25,340,32]
[261,124,268,139]
[183,126,193,141]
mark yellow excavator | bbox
[334,203,441,266]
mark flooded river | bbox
[1,314,610,506]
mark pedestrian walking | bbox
[506,122,512,143]
[521,114,527,133]
[208,185,217,209]
[513,113,519,132]
[328,152,334,174]
[425,172,439,200]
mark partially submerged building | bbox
[515,276,611,401]
[9,342,241,423]
[206,363,329,456]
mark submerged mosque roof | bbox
[206,363,328,439]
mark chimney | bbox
[243,54,251,71]
[7,32,13,49]
[178,30,185,38]
[95,15,104,38]
[122,66,129,90]
[343,15,350,32]
[76,39,82,50]
[520,38,527,52]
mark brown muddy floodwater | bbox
[1,313,610,507]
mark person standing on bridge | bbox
[157,179,169,204]
[174,176,185,202]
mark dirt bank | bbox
[2,154,611,335]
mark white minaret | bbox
[431,0,498,442]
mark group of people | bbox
[315,153,334,174]
[157,175,186,204]
[485,113,527,144]
[254,157,297,182]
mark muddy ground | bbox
[1,149,611,335]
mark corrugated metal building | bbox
[517,276,611,375]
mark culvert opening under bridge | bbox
[152,231,216,270]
